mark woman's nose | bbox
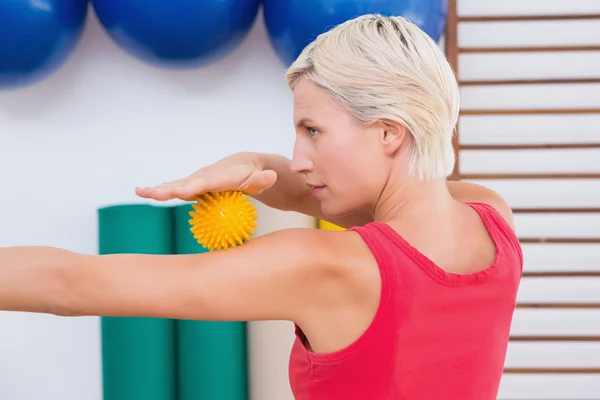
[290,142,314,175]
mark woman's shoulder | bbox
[268,227,378,276]
[447,181,515,231]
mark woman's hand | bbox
[135,152,278,202]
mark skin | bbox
[1,78,515,356]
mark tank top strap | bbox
[464,202,523,269]
[348,223,399,314]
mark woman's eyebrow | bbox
[295,117,314,128]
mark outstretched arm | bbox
[135,152,373,227]
[0,229,354,322]
[136,152,514,231]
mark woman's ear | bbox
[380,119,408,155]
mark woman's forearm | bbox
[251,153,314,212]
[249,153,372,226]
[0,246,81,315]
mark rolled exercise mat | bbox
[172,203,248,400]
[248,202,317,400]
[98,204,177,400]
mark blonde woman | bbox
[1,15,522,399]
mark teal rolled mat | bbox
[98,204,177,400]
[172,203,249,400]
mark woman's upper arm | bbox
[74,228,345,322]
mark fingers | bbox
[135,166,274,202]
[135,179,190,201]
[136,174,239,202]
[170,178,214,201]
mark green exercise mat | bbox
[172,203,249,400]
[98,204,177,400]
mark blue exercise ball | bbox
[264,0,447,66]
[92,0,260,68]
[0,0,89,90]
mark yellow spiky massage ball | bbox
[188,190,258,251]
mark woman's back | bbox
[289,202,523,400]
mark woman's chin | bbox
[321,203,355,220]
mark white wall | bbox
[0,7,295,400]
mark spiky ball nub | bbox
[188,190,258,251]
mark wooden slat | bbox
[519,238,600,244]
[498,374,600,400]
[460,45,600,53]
[460,173,600,179]
[512,208,600,213]
[522,271,600,277]
[505,341,600,370]
[459,14,600,22]
[517,303,600,309]
[460,143,600,150]
[517,276,600,305]
[460,78,600,86]
[460,108,600,115]
[510,336,600,341]
[511,309,600,337]
[504,368,600,374]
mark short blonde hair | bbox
[285,14,459,181]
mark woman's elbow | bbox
[48,252,94,317]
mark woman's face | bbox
[290,78,396,218]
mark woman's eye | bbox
[308,128,320,136]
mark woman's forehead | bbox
[293,81,345,117]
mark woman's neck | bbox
[373,177,455,223]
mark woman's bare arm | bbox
[136,152,514,231]
[0,229,359,323]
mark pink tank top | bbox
[288,202,523,400]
